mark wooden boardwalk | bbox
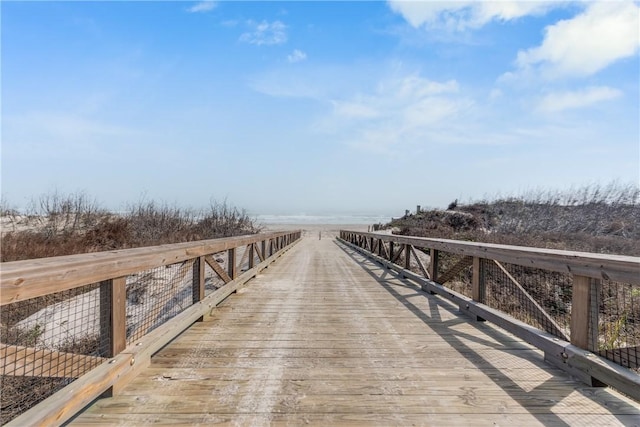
[71,236,640,426]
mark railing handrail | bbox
[341,230,640,285]
[1,230,297,305]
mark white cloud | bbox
[324,73,472,152]
[388,1,561,31]
[516,2,640,78]
[240,20,287,46]
[536,86,623,113]
[187,1,217,13]
[287,49,307,63]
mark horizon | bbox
[2,1,639,213]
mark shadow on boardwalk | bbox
[335,239,640,427]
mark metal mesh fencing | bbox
[125,261,196,344]
[436,252,473,298]
[595,280,640,372]
[0,283,109,424]
[483,260,572,340]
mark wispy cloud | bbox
[388,0,563,31]
[512,2,640,79]
[321,73,474,153]
[186,1,217,13]
[536,86,622,113]
[287,49,307,63]
[240,20,287,46]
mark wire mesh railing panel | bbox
[483,260,572,340]
[0,283,109,424]
[436,252,473,298]
[595,280,640,372]
[126,261,195,344]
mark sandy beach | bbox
[261,223,371,238]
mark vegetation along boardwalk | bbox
[71,236,640,426]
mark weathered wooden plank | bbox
[67,412,640,426]
[76,392,640,415]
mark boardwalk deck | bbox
[71,237,640,426]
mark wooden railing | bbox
[0,230,301,426]
[339,230,640,400]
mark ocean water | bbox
[255,214,393,225]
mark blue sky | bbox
[2,1,639,216]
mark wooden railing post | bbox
[567,275,605,386]
[472,257,485,303]
[571,275,591,349]
[248,244,255,269]
[389,242,395,262]
[471,257,486,322]
[589,279,601,352]
[192,256,205,321]
[100,277,127,358]
[428,249,439,282]
[261,240,267,261]
[404,244,411,269]
[227,248,237,280]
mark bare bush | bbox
[390,182,640,255]
[1,193,260,262]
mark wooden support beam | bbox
[390,244,404,265]
[493,260,568,341]
[437,256,472,285]
[204,255,232,284]
[410,246,430,280]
